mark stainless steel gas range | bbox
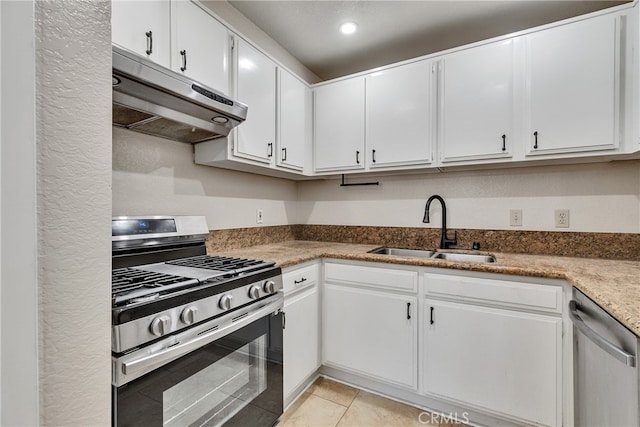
[111,216,284,427]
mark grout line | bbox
[333,389,359,427]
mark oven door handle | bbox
[116,296,283,385]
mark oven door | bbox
[113,296,283,427]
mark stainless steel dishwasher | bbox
[570,288,640,426]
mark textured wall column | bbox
[36,1,112,425]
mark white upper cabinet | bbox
[112,1,171,68]
[172,0,230,95]
[278,68,310,172]
[366,60,434,168]
[439,40,516,164]
[314,77,366,172]
[233,38,277,164]
[524,13,620,156]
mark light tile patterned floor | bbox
[282,377,466,427]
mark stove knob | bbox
[180,306,198,325]
[219,294,233,310]
[149,315,171,337]
[248,285,261,299]
[263,280,276,294]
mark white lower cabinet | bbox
[280,260,569,425]
[423,273,563,427]
[283,263,321,405]
[323,263,418,389]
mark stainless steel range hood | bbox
[112,44,247,143]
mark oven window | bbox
[163,339,266,426]
[114,313,283,427]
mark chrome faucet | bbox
[423,195,457,249]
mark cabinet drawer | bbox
[425,273,562,313]
[325,262,418,292]
[283,263,319,294]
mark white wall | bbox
[1,1,38,425]
[113,127,299,229]
[36,1,112,425]
[296,161,640,233]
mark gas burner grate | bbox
[167,255,275,273]
[112,268,197,305]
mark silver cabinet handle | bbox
[569,300,636,367]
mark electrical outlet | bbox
[256,209,264,224]
[555,209,569,228]
[510,209,523,226]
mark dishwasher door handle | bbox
[569,300,636,367]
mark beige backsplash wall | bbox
[113,127,299,229]
[114,130,640,235]
[296,160,640,233]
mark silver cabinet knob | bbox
[263,280,276,294]
[180,306,198,325]
[219,294,233,310]
[149,315,171,337]
[248,285,261,299]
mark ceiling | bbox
[228,0,629,81]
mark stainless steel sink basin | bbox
[431,252,497,263]
[369,247,497,263]
[369,247,436,258]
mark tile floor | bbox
[281,377,466,427]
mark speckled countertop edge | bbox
[210,240,640,337]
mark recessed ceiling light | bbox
[340,22,358,35]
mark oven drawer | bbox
[283,262,319,294]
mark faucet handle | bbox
[444,231,457,248]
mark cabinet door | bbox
[525,14,620,156]
[324,284,417,389]
[314,78,365,172]
[278,68,309,171]
[232,38,277,164]
[440,40,515,163]
[366,60,434,168]
[112,1,170,68]
[172,0,230,94]
[283,286,320,403]
[423,300,561,427]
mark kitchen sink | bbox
[431,252,497,263]
[369,247,497,263]
[368,247,436,258]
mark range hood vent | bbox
[112,44,247,143]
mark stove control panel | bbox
[112,275,283,353]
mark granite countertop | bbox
[212,240,640,337]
